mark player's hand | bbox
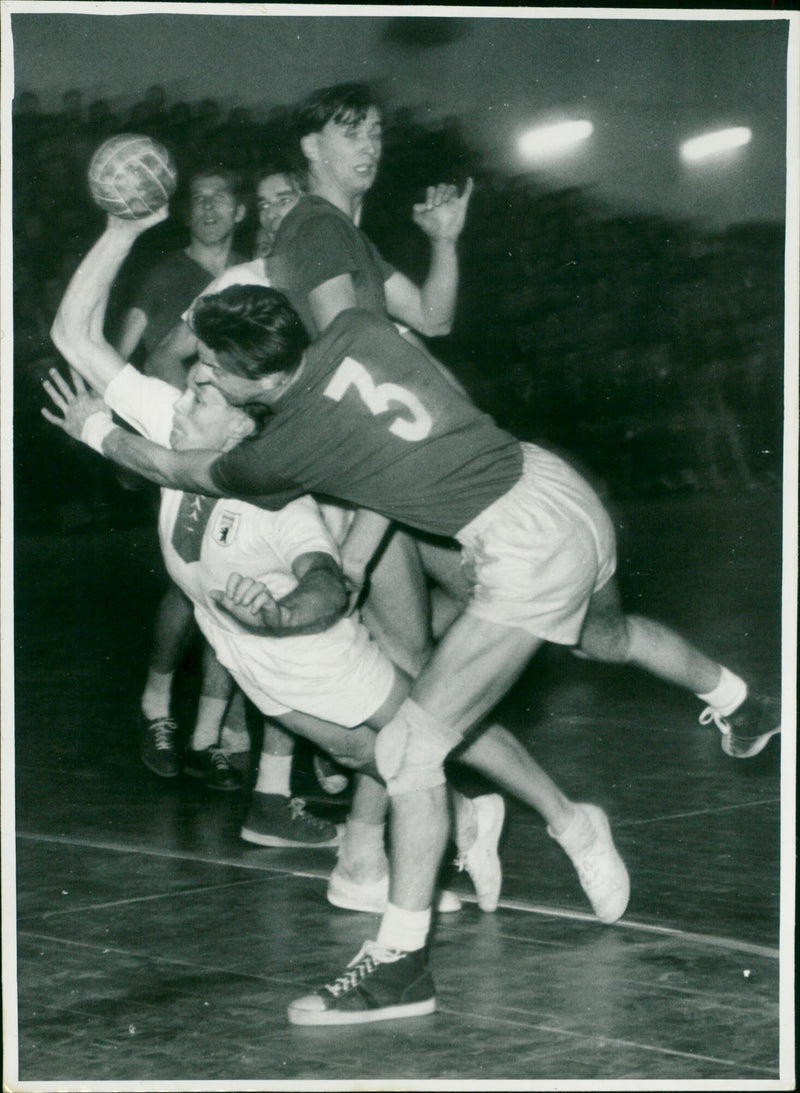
[105,205,169,238]
[210,573,282,632]
[412,178,474,242]
[41,367,108,442]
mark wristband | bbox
[81,412,116,454]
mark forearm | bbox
[51,226,137,393]
[101,425,223,495]
[253,563,348,636]
[417,239,459,336]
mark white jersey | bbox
[104,366,394,724]
[181,257,271,323]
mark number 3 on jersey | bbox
[323,356,432,441]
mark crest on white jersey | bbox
[213,510,240,547]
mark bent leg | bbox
[578,577,724,694]
[362,528,433,677]
[140,582,195,719]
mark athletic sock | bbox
[254,753,293,797]
[697,666,747,717]
[191,696,228,751]
[376,902,431,953]
[141,670,174,720]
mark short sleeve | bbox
[268,496,339,567]
[104,365,180,447]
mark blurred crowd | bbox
[12,85,784,533]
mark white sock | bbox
[376,902,431,953]
[141,670,173,720]
[191,696,228,751]
[697,666,747,717]
[254,754,293,797]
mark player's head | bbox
[187,168,246,247]
[295,83,383,198]
[170,367,257,452]
[255,166,304,251]
[188,285,309,405]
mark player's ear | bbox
[231,412,257,443]
[300,132,319,165]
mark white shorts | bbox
[456,443,617,644]
[318,501,357,546]
[196,611,396,726]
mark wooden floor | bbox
[5,489,792,1087]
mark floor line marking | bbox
[14,930,777,1078]
[37,876,274,919]
[615,798,781,826]
[433,1005,780,1075]
[16,830,779,959]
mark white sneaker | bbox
[549,803,630,924]
[327,867,462,914]
[454,794,505,912]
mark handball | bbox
[88,134,177,219]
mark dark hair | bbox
[189,285,309,379]
[294,82,381,143]
[254,163,305,194]
[189,166,244,203]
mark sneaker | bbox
[327,866,462,914]
[241,793,341,848]
[453,794,505,912]
[287,941,435,1026]
[183,747,242,791]
[700,693,781,759]
[549,803,630,924]
[139,713,180,778]
[312,751,351,795]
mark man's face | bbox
[256,173,301,240]
[189,175,245,247]
[193,345,267,408]
[169,365,254,450]
[306,106,383,198]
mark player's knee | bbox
[375,700,460,797]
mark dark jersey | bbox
[267,196,395,337]
[211,310,522,538]
[134,249,244,355]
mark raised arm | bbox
[210,553,348,636]
[42,366,223,495]
[384,178,473,337]
[50,209,167,395]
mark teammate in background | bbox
[51,206,780,1025]
[253,165,305,259]
[113,167,257,792]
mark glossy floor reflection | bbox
[9,490,788,1085]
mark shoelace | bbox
[325,942,402,997]
[288,797,332,830]
[699,706,731,734]
[150,718,177,750]
[208,748,232,772]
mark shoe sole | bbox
[141,758,179,778]
[241,827,341,848]
[287,997,436,1026]
[327,887,462,915]
[722,725,781,759]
